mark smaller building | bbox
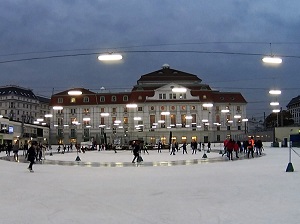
[0,116,49,147]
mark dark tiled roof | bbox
[287,95,300,107]
[137,65,202,84]
[0,85,37,99]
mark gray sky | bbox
[1,0,300,120]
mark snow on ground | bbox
[1,146,300,224]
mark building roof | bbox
[0,85,38,100]
[287,95,300,107]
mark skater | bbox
[247,136,255,158]
[170,140,176,155]
[207,141,211,152]
[27,142,37,172]
[191,140,197,154]
[180,142,188,154]
[157,141,162,153]
[13,141,19,162]
[255,139,263,156]
[226,139,235,161]
[132,141,140,163]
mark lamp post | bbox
[44,113,53,157]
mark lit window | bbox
[70,98,76,103]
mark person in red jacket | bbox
[226,139,235,161]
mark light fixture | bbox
[0,115,3,118]
[270,102,279,106]
[234,115,241,119]
[273,109,280,113]
[221,109,230,113]
[33,121,39,124]
[262,56,282,64]
[161,111,170,115]
[262,43,282,64]
[126,103,138,108]
[98,53,123,61]
[202,119,208,123]
[185,115,193,120]
[44,114,53,118]
[83,117,91,121]
[172,87,187,93]
[100,113,109,117]
[37,118,44,122]
[242,118,248,122]
[202,103,213,107]
[269,90,281,95]
[68,90,82,96]
[158,120,165,123]
[134,117,142,121]
[114,120,121,124]
[53,106,63,110]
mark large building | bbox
[0,85,50,123]
[49,65,247,146]
[0,85,51,145]
[287,95,300,124]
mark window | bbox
[100,107,105,113]
[179,93,186,99]
[159,93,166,99]
[112,108,117,113]
[138,107,143,112]
[70,98,76,103]
[237,106,241,111]
[100,96,105,102]
[169,93,176,99]
[150,115,155,127]
[191,106,196,110]
[83,97,89,103]
[123,95,128,101]
[70,109,76,114]
[58,98,63,103]
[170,114,176,126]
[57,118,63,125]
[112,96,117,102]
[70,129,76,138]
[83,108,89,114]
[123,117,128,125]
[57,129,63,137]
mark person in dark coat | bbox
[180,142,188,154]
[132,141,140,163]
[27,142,37,172]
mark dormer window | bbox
[112,96,117,102]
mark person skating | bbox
[180,142,188,154]
[247,136,255,158]
[27,142,37,172]
[132,141,140,163]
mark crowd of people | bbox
[0,137,264,171]
[222,136,263,160]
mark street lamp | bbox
[98,53,123,61]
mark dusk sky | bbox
[1,1,300,120]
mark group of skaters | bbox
[169,140,211,155]
[223,136,263,160]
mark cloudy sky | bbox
[1,1,300,119]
